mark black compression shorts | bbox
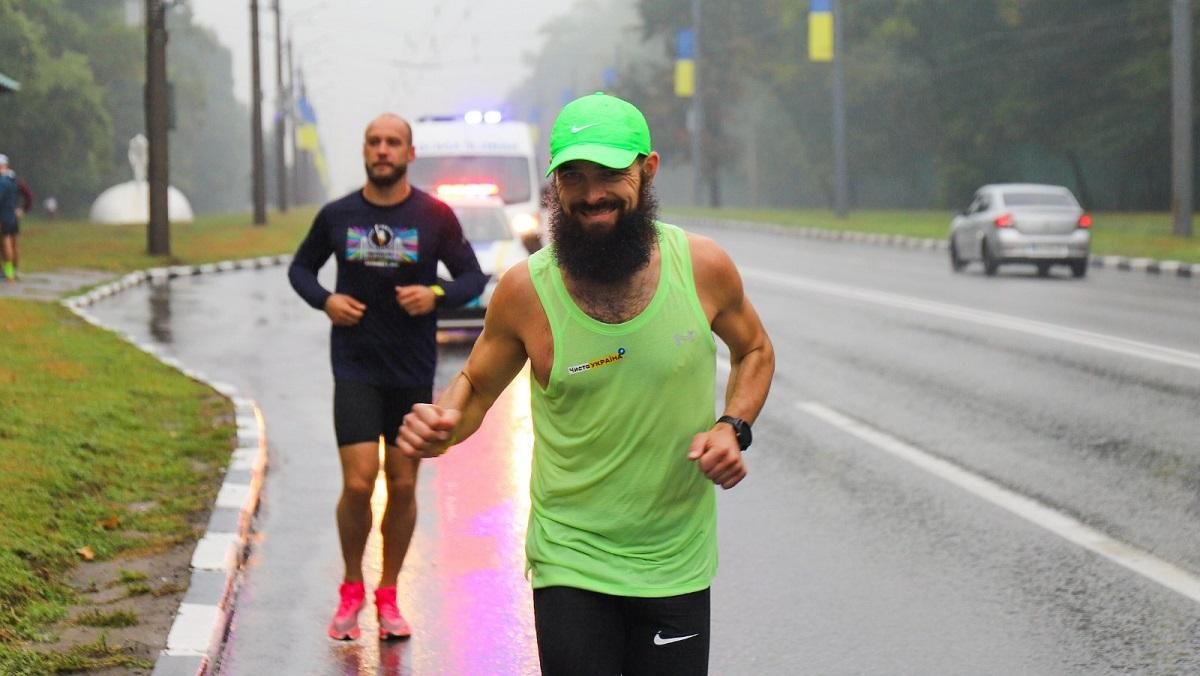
[333,380,431,447]
[533,586,710,675]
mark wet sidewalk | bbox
[0,268,117,301]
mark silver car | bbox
[949,183,1092,278]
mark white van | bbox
[409,115,544,252]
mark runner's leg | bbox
[622,588,710,676]
[533,586,625,676]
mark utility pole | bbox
[250,0,267,225]
[1172,0,1193,237]
[145,0,170,255]
[287,35,300,205]
[831,0,849,218]
[690,0,705,207]
[273,0,288,213]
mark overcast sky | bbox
[189,0,573,195]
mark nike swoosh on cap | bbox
[653,631,699,646]
[570,123,601,134]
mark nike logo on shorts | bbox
[653,631,699,646]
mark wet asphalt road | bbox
[89,222,1200,675]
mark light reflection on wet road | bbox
[88,268,540,674]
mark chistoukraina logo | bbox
[567,347,626,375]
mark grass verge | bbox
[0,209,316,671]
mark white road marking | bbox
[744,268,1200,372]
[797,400,1200,605]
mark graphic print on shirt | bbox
[346,224,418,267]
[567,347,626,375]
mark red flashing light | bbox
[436,183,500,199]
[993,212,1014,228]
[1077,213,1093,229]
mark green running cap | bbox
[546,92,652,177]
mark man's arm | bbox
[396,262,534,458]
[686,234,775,488]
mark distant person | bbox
[396,93,775,674]
[288,113,486,641]
[0,154,31,281]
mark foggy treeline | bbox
[0,0,258,217]
[0,1,1193,216]
[511,0,1196,212]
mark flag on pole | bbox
[675,28,695,97]
[809,0,833,62]
[295,96,329,193]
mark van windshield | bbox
[409,156,532,204]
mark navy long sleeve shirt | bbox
[288,187,487,387]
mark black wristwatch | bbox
[717,415,752,451]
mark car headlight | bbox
[510,212,538,235]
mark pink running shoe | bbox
[327,581,365,640]
[374,586,412,640]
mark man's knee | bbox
[341,474,376,501]
[384,473,416,501]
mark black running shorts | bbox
[333,380,431,447]
[533,586,710,676]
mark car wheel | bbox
[982,242,999,276]
[1069,259,1088,278]
[949,238,967,272]
[1036,262,1050,277]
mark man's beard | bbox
[548,178,659,285]
[365,162,406,188]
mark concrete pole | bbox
[1172,0,1193,237]
[145,0,170,255]
[832,0,849,218]
[250,0,267,225]
[274,0,288,213]
[287,36,300,205]
[690,0,705,207]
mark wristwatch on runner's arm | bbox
[716,415,752,451]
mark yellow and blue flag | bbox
[675,28,695,97]
[809,0,833,62]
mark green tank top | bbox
[525,221,718,597]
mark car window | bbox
[1001,192,1077,208]
[452,205,512,242]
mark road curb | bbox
[671,215,1197,280]
[60,254,292,676]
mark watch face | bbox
[720,416,751,450]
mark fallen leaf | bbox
[76,546,95,561]
[97,515,120,531]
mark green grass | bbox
[75,609,137,629]
[0,634,151,674]
[0,299,235,665]
[0,208,318,668]
[667,207,1200,264]
[16,207,317,275]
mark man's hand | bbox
[324,293,365,326]
[14,208,24,218]
[396,285,438,316]
[397,403,462,458]
[687,425,747,489]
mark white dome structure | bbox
[89,133,195,225]
[89,181,194,225]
